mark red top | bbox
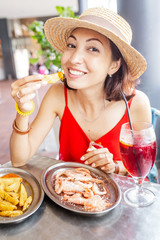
[59,87,133,163]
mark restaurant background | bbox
[0,0,160,171]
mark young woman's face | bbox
[61,28,117,90]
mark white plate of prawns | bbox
[41,162,122,216]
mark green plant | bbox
[29,6,77,70]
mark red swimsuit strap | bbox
[64,87,68,106]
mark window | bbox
[88,0,117,12]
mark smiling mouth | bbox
[68,69,86,76]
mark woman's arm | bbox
[10,77,64,167]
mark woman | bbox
[10,8,151,176]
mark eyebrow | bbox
[68,35,103,45]
[69,35,76,40]
[86,38,103,45]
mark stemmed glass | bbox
[119,121,157,207]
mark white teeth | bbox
[69,69,84,75]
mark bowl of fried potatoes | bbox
[0,168,44,224]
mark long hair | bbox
[105,40,139,101]
[63,39,139,101]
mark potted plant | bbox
[28,6,77,72]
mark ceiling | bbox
[0,0,79,19]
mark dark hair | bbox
[105,39,139,101]
[63,39,139,101]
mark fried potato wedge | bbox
[0,201,17,211]
[19,184,27,207]
[8,192,19,200]
[23,196,32,211]
[0,174,32,218]
[0,210,23,217]
[42,72,63,84]
[0,188,19,205]
[0,177,22,186]
[0,183,5,190]
[4,181,20,193]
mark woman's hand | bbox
[11,74,47,112]
[80,145,116,173]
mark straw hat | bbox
[44,7,147,80]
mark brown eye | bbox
[89,47,99,52]
[67,43,75,48]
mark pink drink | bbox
[120,141,156,177]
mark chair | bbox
[151,107,160,129]
[147,107,160,183]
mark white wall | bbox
[88,0,117,12]
[0,0,79,19]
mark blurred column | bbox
[0,19,16,79]
[117,0,160,164]
[78,0,88,14]
[117,0,160,108]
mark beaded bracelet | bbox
[12,119,31,135]
[15,101,35,116]
[114,161,120,174]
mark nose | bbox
[69,48,84,65]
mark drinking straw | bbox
[120,89,133,131]
[120,89,141,176]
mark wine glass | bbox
[119,121,157,207]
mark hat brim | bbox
[44,17,147,80]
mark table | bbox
[0,155,160,240]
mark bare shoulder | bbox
[48,80,64,94]
[133,90,149,104]
[130,89,151,122]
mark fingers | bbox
[11,75,47,104]
[17,83,41,103]
[19,93,36,103]
[19,101,34,112]
[11,74,43,89]
[80,147,114,171]
[101,162,116,173]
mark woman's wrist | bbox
[115,161,128,175]
[12,119,31,135]
[114,161,120,174]
[13,113,30,133]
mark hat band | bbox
[80,15,128,43]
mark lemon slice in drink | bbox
[120,141,133,148]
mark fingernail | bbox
[92,163,95,167]
[85,161,88,164]
[80,156,85,160]
[29,93,36,99]
[87,146,94,152]
[101,167,105,170]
